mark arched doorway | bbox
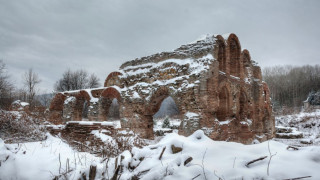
[107,98,120,120]
[99,87,121,121]
[153,96,180,129]
[217,87,230,121]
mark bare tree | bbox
[88,73,100,88]
[33,90,54,108]
[39,93,52,108]
[55,69,73,92]
[0,60,14,109]
[23,68,41,107]
[54,69,101,92]
[73,69,88,89]
[14,88,28,102]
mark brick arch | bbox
[216,83,232,121]
[143,87,181,139]
[99,87,121,121]
[101,87,121,99]
[104,71,122,87]
[216,35,227,73]
[227,33,241,77]
[146,87,174,115]
[78,90,91,101]
[90,88,105,98]
[72,90,91,121]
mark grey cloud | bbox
[0,0,319,92]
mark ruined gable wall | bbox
[48,33,275,144]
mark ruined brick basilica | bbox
[49,33,275,144]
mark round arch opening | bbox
[152,96,180,129]
[99,87,121,121]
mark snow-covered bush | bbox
[78,130,320,180]
[62,130,147,158]
[307,90,320,105]
[162,117,171,128]
[99,135,146,158]
[0,110,46,143]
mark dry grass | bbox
[0,110,46,143]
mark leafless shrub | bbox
[98,135,146,158]
[23,68,41,109]
[0,110,46,143]
[62,132,146,158]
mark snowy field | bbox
[1,130,320,180]
[275,109,320,146]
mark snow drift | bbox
[1,130,320,179]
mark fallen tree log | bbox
[159,147,166,160]
[287,146,299,151]
[245,156,268,167]
[283,176,312,180]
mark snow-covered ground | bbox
[1,130,320,179]
[275,109,320,146]
[0,133,101,180]
[153,118,181,130]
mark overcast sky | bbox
[0,0,319,92]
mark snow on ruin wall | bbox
[48,33,275,144]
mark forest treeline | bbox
[263,65,320,110]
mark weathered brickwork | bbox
[49,33,275,144]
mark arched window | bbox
[228,34,241,77]
[217,87,230,121]
[239,91,248,120]
[216,36,227,73]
